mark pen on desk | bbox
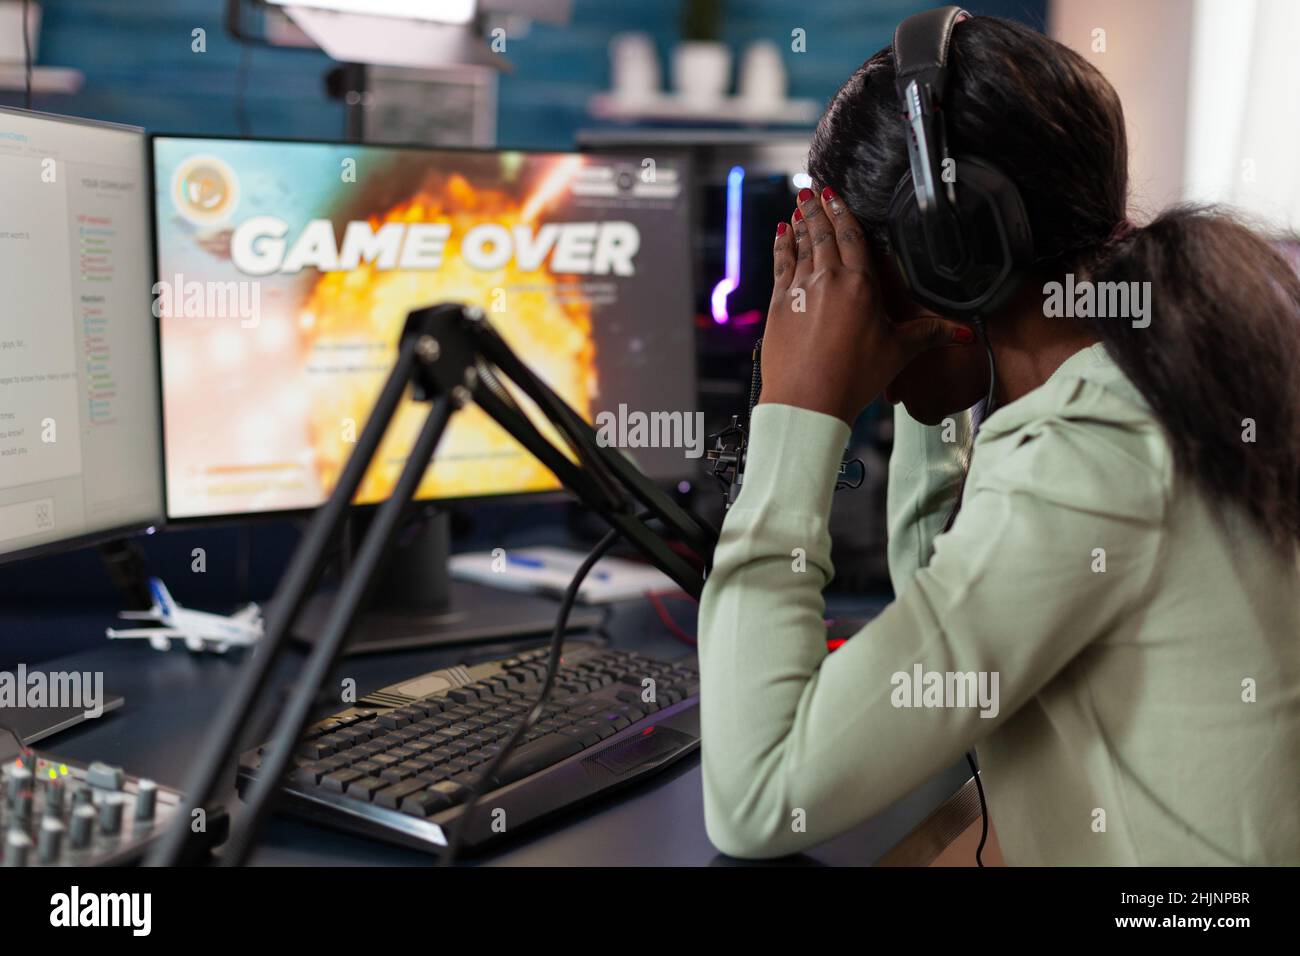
[506,553,612,581]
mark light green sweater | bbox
[698,343,1300,864]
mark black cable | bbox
[965,751,989,867]
[973,314,996,419]
[440,525,624,865]
[21,0,32,110]
[967,315,995,867]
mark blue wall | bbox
[7,0,1046,148]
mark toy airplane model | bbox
[106,578,263,653]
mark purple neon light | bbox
[709,165,745,324]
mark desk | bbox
[9,598,972,866]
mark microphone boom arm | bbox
[149,302,717,868]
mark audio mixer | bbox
[0,727,226,866]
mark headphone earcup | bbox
[887,156,1033,317]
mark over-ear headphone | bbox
[886,6,1033,319]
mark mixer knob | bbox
[134,779,158,822]
[98,794,124,835]
[37,817,64,863]
[70,804,95,848]
[5,765,31,803]
[3,829,31,867]
[44,777,65,817]
[13,788,32,825]
[86,762,125,791]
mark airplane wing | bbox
[106,627,182,639]
[230,604,261,624]
[116,610,160,621]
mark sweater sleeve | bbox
[885,405,971,592]
[697,402,1165,858]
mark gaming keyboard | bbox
[0,727,227,866]
[238,641,700,853]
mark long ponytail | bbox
[1090,206,1300,547]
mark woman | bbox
[697,14,1300,864]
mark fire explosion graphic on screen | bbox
[294,163,601,504]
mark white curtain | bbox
[1183,0,1300,236]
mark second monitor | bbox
[151,136,698,649]
[152,137,697,520]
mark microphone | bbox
[707,337,864,509]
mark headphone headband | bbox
[894,6,970,274]
[893,6,968,95]
[886,6,1033,317]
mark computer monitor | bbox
[150,135,696,651]
[151,136,696,522]
[0,109,164,566]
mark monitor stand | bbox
[288,511,602,655]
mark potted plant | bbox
[672,0,731,107]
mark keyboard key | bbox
[400,787,454,817]
[322,769,362,793]
[489,733,584,787]
[576,718,615,740]
[345,777,387,801]
[558,725,602,748]
[597,712,631,731]
[306,718,343,739]
[290,762,327,786]
[449,772,485,792]
[428,779,470,806]
[375,778,427,809]
[380,765,417,784]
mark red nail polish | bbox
[797,187,814,203]
[953,326,974,344]
[776,222,788,236]
[822,186,837,201]
[793,207,803,222]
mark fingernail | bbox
[776,222,788,237]
[953,326,974,344]
[797,187,814,204]
[821,186,837,202]
[793,207,803,222]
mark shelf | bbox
[589,91,818,126]
[0,65,84,94]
